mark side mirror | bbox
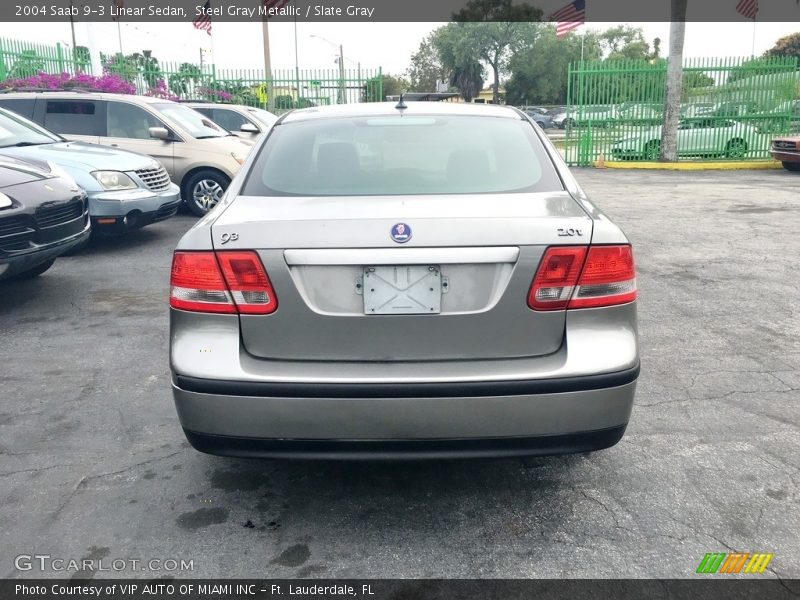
[240,123,260,134]
[148,126,170,140]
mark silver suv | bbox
[0,92,255,216]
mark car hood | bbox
[0,140,156,172]
[193,135,255,154]
[0,154,54,188]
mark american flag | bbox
[193,0,213,36]
[111,0,123,22]
[550,0,586,37]
[736,0,758,20]
[264,0,292,18]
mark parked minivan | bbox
[0,92,254,216]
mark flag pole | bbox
[580,25,585,64]
[117,22,124,55]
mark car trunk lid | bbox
[211,192,592,361]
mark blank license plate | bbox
[363,265,441,315]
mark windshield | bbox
[152,103,228,138]
[246,107,278,127]
[243,115,563,197]
[0,108,61,148]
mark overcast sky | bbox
[1,21,799,77]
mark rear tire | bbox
[11,259,55,280]
[183,170,231,217]
[643,140,660,160]
[782,161,800,171]
[725,138,747,159]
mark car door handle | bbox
[110,143,118,147]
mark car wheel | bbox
[535,121,546,129]
[184,170,231,217]
[11,259,55,280]
[643,140,660,160]
[725,139,747,159]
[563,118,575,130]
[781,161,800,172]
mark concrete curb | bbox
[594,160,783,170]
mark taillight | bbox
[170,252,236,313]
[527,246,587,310]
[569,245,636,309]
[217,251,278,314]
[170,251,277,315]
[528,245,636,311]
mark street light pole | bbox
[338,44,346,104]
[310,34,354,105]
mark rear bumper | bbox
[172,369,637,458]
[183,425,629,460]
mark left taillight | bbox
[170,251,277,315]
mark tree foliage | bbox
[451,0,542,21]
[600,26,655,60]
[406,21,665,106]
[8,50,45,79]
[168,63,202,96]
[765,32,800,60]
[407,35,448,93]
[506,27,602,105]
[430,20,539,103]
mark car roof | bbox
[0,90,174,105]
[281,101,523,124]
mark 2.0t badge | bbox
[390,223,412,243]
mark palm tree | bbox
[659,0,687,161]
[450,62,484,102]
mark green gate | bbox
[0,35,383,110]
[565,57,800,165]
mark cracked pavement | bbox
[0,169,798,579]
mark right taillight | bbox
[528,245,636,311]
[170,250,277,315]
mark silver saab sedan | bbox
[169,101,639,459]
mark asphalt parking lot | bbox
[1,169,799,579]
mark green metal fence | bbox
[0,36,383,109]
[565,56,800,165]
[130,62,384,108]
[0,38,90,79]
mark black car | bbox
[0,156,90,281]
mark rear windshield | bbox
[242,115,563,196]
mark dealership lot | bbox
[1,169,798,579]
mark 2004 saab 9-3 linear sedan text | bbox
[169,102,639,459]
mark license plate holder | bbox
[363,265,442,315]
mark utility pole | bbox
[262,20,274,111]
